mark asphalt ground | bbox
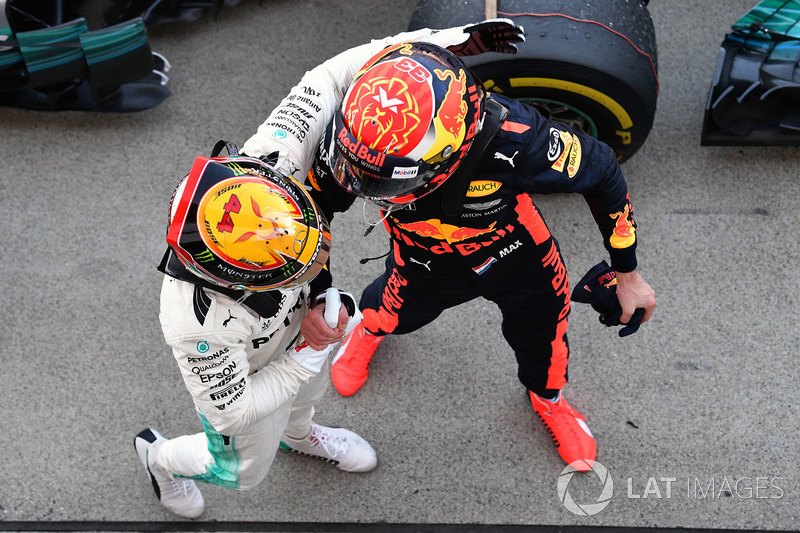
[1,0,798,531]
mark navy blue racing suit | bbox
[306,93,638,398]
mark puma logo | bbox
[223,310,238,327]
[410,257,432,271]
[494,151,518,167]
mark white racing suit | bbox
[156,277,323,489]
[155,25,479,490]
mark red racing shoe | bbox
[331,323,384,396]
[529,391,597,471]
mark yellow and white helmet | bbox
[167,154,330,291]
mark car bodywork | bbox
[0,0,170,111]
[701,0,800,146]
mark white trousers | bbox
[154,363,328,490]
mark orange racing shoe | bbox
[331,323,384,396]
[529,391,597,472]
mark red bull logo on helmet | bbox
[419,68,470,165]
[435,69,467,136]
[337,125,388,171]
[424,78,482,192]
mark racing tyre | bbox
[409,0,659,162]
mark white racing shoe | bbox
[134,428,205,518]
[280,423,378,472]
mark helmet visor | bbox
[332,156,439,207]
[330,110,441,207]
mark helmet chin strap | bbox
[211,139,239,157]
[357,200,396,264]
[361,200,396,237]
[440,95,508,217]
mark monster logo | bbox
[225,162,250,176]
[195,249,215,263]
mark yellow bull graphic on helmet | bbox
[198,176,321,270]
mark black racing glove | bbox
[571,261,644,337]
[445,19,525,56]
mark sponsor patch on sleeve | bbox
[550,129,574,173]
[566,135,582,178]
[548,127,582,177]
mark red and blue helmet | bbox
[329,41,485,208]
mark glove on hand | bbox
[290,289,362,373]
[428,19,525,57]
[333,290,363,335]
[571,261,644,337]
